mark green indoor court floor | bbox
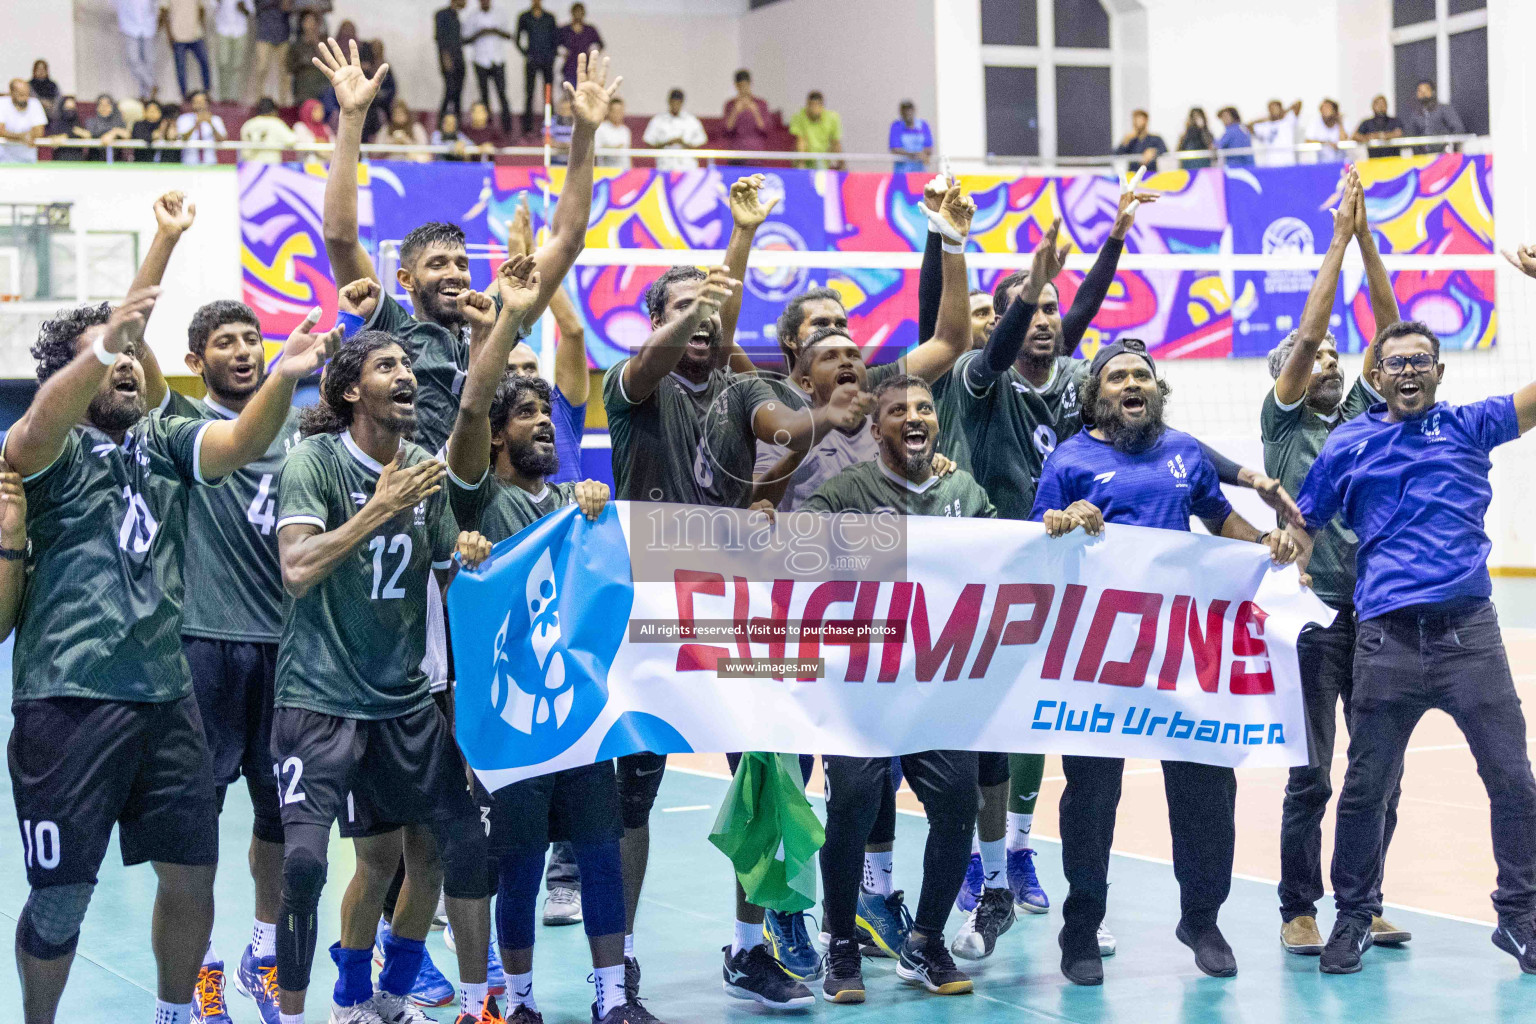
[3,638,1536,1023]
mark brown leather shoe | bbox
[1281,915,1325,955]
[1371,915,1412,945]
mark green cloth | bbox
[709,752,825,912]
[448,470,575,543]
[788,108,842,169]
[364,292,471,456]
[802,457,996,518]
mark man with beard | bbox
[271,331,500,1024]
[2,283,334,1024]
[802,374,992,1005]
[444,261,653,1023]
[1264,171,1411,957]
[1286,295,1536,974]
[1034,340,1297,987]
[603,259,864,1011]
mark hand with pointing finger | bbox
[275,307,342,380]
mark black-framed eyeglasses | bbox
[1381,353,1435,375]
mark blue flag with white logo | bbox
[447,504,634,784]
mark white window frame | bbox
[1390,0,1489,106]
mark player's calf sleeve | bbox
[1009,753,1045,814]
[495,850,545,951]
[276,823,329,993]
[16,883,94,960]
[434,813,490,900]
[571,839,625,938]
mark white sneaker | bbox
[542,886,583,926]
[370,991,438,1024]
[328,1001,387,1024]
[1098,923,1117,957]
[444,921,456,953]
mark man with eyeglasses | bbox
[1288,312,1536,976]
[1262,170,1412,957]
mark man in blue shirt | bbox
[1215,106,1253,167]
[1292,317,1536,976]
[1033,340,1295,987]
[888,100,932,173]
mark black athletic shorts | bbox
[185,637,283,844]
[9,694,219,887]
[269,702,478,839]
[476,761,622,856]
[616,752,666,830]
[978,751,1010,788]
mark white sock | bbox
[862,851,893,896]
[593,963,625,1016]
[732,919,763,955]
[623,933,634,958]
[980,838,1007,889]
[153,1001,191,1024]
[507,971,536,1010]
[202,941,219,967]
[252,919,277,959]
[280,1014,305,1024]
[460,980,489,1016]
[1007,812,1034,851]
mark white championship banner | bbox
[447,502,1332,791]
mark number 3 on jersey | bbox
[246,473,276,535]
[369,533,412,600]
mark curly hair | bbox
[31,302,113,383]
[1078,366,1172,429]
[774,287,845,359]
[187,299,260,358]
[488,371,551,438]
[299,330,401,436]
[644,266,707,324]
[398,221,467,273]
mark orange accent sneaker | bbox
[192,961,233,1023]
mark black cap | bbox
[1088,338,1156,380]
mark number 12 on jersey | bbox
[369,533,412,600]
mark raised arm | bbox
[902,182,976,383]
[1500,245,1536,434]
[719,173,779,362]
[1275,174,1358,406]
[124,191,199,410]
[967,220,1069,388]
[915,174,947,342]
[549,282,590,405]
[620,266,737,402]
[314,37,390,288]
[1060,173,1157,349]
[1354,167,1397,369]
[0,461,28,641]
[2,288,159,478]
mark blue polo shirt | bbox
[1295,397,1520,620]
[1030,426,1233,532]
[549,385,586,485]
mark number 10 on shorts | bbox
[20,819,60,870]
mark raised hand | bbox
[460,289,498,335]
[312,37,387,118]
[938,181,976,238]
[574,479,610,521]
[104,286,161,354]
[455,530,493,569]
[1348,166,1372,238]
[153,190,197,236]
[275,306,342,380]
[1503,244,1536,280]
[508,195,534,258]
[0,459,25,550]
[495,253,543,322]
[1027,219,1071,297]
[373,454,446,516]
[1330,169,1359,241]
[728,174,779,229]
[922,173,948,213]
[338,277,380,319]
[566,48,623,133]
[1112,170,1159,240]
[688,266,739,321]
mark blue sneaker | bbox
[855,889,913,959]
[1008,848,1049,915]
[192,961,234,1023]
[763,910,823,981]
[487,928,506,996]
[374,918,456,1008]
[956,851,984,913]
[233,944,281,1024]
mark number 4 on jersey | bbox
[246,473,276,535]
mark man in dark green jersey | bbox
[1264,171,1411,956]
[801,374,989,1004]
[2,284,334,1024]
[272,330,499,1024]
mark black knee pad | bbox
[283,832,329,908]
[434,814,490,900]
[16,884,94,961]
[277,825,330,993]
[925,788,979,834]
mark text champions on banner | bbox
[446,503,1333,793]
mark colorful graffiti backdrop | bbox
[240,154,1494,366]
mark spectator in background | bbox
[1216,106,1253,167]
[464,0,515,135]
[1304,98,1348,163]
[292,95,330,161]
[28,61,59,115]
[594,96,631,169]
[432,109,467,160]
[722,69,771,156]
[163,0,213,98]
[462,98,502,159]
[557,4,602,90]
[1407,79,1466,151]
[212,0,250,102]
[1250,99,1302,167]
[287,11,330,105]
[116,0,160,101]
[1114,108,1167,175]
[176,88,227,164]
[129,97,166,160]
[548,91,573,165]
[240,95,297,162]
[85,94,129,161]
[358,39,396,141]
[3,80,48,163]
[118,97,144,132]
[245,0,290,105]
[789,90,842,170]
[1178,107,1215,169]
[43,95,90,161]
[888,99,932,173]
[1354,95,1403,160]
[643,88,706,171]
[437,0,468,123]
[516,0,558,136]
[333,17,359,54]
[380,97,430,161]
[290,0,331,34]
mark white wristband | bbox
[920,204,966,246]
[91,335,117,366]
[942,239,967,255]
